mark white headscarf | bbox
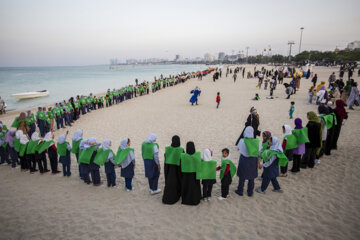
[58,134,66,144]
[72,129,83,141]
[31,132,40,141]
[202,148,212,161]
[0,124,3,128]
[145,133,157,143]
[79,139,88,150]
[120,138,129,150]
[283,125,292,136]
[102,139,111,150]
[44,132,53,141]
[244,126,254,139]
[16,130,23,139]
[221,152,231,161]
[85,137,97,149]
[270,137,283,153]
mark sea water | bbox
[0,64,209,111]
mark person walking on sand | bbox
[189,87,201,106]
[233,73,237,83]
[216,92,221,108]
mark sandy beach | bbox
[0,65,359,240]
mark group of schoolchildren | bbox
[0,94,348,206]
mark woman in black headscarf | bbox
[180,141,202,205]
[162,135,184,204]
[235,107,260,145]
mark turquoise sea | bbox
[0,64,209,111]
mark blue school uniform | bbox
[90,152,101,185]
[59,149,71,176]
[261,157,280,191]
[104,152,116,187]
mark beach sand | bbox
[0,65,359,239]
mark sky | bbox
[0,0,359,67]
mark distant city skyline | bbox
[0,0,359,67]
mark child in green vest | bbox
[57,132,72,177]
[117,138,135,191]
[280,125,296,177]
[102,139,116,187]
[72,129,83,178]
[142,133,161,195]
[201,148,216,201]
[27,132,40,173]
[217,148,236,200]
[256,137,285,194]
[36,107,46,137]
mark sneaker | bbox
[151,189,161,195]
[272,189,283,193]
[255,187,265,194]
[315,159,320,165]
[203,198,208,202]
[217,196,226,200]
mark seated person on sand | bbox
[252,94,260,101]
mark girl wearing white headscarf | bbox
[118,138,135,191]
[72,129,83,178]
[57,133,72,177]
[26,132,40,173]
[88,137,102,186]
[256,136,283,194]
[235,126,259,197]
[280,125,295,177]
[103,139,116,187]
[78,138,92,184]
[201,148,216,201]
[142,133,161,195]
[35,131,53,174]
[16,129,29,171]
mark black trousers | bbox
[301,147,316,168]
[36,153,48,173]
[28,154,37,171]
[221,174,232,198]
[291,154,301,172]
[202,180,215,198]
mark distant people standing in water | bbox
[189,87,201,106]
[235,107,261,145]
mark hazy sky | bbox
[0,0,359,67]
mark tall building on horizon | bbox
[347,41,360,50]
[204,53,214,62]
[218,52,225,61]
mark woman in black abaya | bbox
[181,141,202,205]
[162,135,183,204]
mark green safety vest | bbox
[57,142,69,157]
[47,111,55,119]
[220,159,236,179]
[141,142,159,160]
[26,139,40,155]
[54,107,60,116]
[19,142,28,157]
[243,138,260,157]
[26,113,35,125]
[38,140,55,154]
[283,134,298,151]
[94,148,113,166]
[37,111,45,120]
[114,147,134,164]
[78,145,96,164]
[292,128,310,145]
[318,114,334,129]
[196,160,217,180]
[164,146,184,166]
[180,152,201,173]
[71,139,82,154]
[14,137,20,152]
[261,149,288,167]
[0,131,7,148]
[11,117,21,128]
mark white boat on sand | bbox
[11,90,49,100]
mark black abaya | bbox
[162,163,182,204]
[181,172,201,206]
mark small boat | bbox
[11,90,49,99]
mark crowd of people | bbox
[0,65,355,206]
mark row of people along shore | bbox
[8,69,215,138]
[0,93,348,205]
